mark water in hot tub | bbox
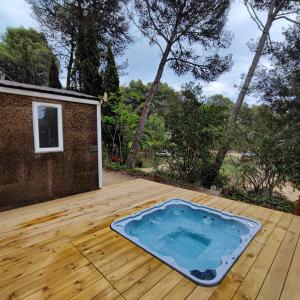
[124,204,249,271]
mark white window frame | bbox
[32,101,64,153]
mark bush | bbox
[222,186,295,213]
[164,83,227,185]
[105,162,125,171]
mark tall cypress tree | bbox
[72,18,102,96]
[103,46,119,94]
[102,46,121,163]
[49,55,62,89]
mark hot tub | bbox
[110,198,261,286]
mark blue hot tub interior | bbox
[111,199,261,285]
[124,204,249,272]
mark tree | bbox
[103,46,120,94]
[125,0,233,168]
[233,105,291,196]
[71,16,102,96]
[27,0,131,89]
[203,0,300,187]
[206,94,233,108]
[252,23,300,187]
[0,27,56,85]
[120,80,179,116]
[101,46,121,159]
[49,55,62,88]
[164,83,228,184]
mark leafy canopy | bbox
[133,0,233,81]
[0,27,55,85]
[165,83,228,184]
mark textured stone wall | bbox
[0,92,99,211]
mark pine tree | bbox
[49,55,62,89]
[103,46,119,94]
[125,0,232,168]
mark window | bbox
[32,102,63,153]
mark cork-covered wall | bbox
[0,92,99,211]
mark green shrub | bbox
[222,186,295,213]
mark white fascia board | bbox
[96,103,103,188]
[0,86,100,105]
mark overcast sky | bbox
[0,0,290,104]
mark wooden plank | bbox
[114,257,161,292]
[0,255,89,299]
[100,247,144,275]
[232,226,287,300]
[23,263,101,300]
[0,246,79,288]
[122,264,171,300]
[69,278,111,300]
[49,273,107,300]
[90,241,138,269]
[106,253,152,284]
[92,285,121,300]
[186,286,217,300]
[280,231,300,300]
[257,231,299,300]
[288,215,300,233]
[163,277,197,300]
[139,270,183,300]
[209,211,291,299]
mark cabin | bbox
[0,80,102,211]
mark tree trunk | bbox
[294,195,300,216]
[202,1,277,188]
[125,45,172,168]
[66,39,74,89]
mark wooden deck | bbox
[0,179,299,300]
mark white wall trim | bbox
[0,86,99,105]
[96,103,103,188]
[32,101,64,153]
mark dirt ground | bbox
[276,182,299,202]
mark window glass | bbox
[38,105,59,148]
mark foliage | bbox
[48,55,62,88]
[126,0,233,167]
[103,46,119,94]
[102,80,170,166]
[133,0,232,81]
[231,105,292,196]
[27,0,131,89]
[205,0,300,188]
[120,80,179,115]
[72,19,102,96]
[102,98,138,163]
[253,23,300,187]
[164,83,228,184]
[0,27,56,85]
[206,94,233,109]
[222,186,295,213]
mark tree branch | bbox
[127,6,164,54]
[275,16,300,25]
[244,0,264,32]
[144,0,170,42]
